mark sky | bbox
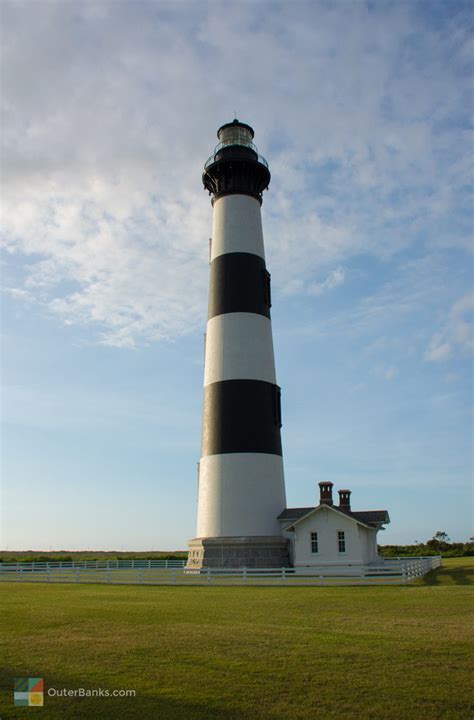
[1,0,472,550]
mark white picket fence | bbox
[0,558,185,570]
[0,556,441,586]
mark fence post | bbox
[282,567,286,583]
[172,569,177,585]
[207,568,212,585]
[243,569,247,585]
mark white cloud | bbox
[307,267,346,296]
[350,382,367,394]
[372,364,399,381]
[425,336,452,362]
[384,366,398,381]
[425,293,474,363]
[1,1,471,346]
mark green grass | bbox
[413,556,474,585]
[1,558,472,720]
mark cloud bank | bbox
[1,0,472,347]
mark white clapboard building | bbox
[278,482,390,567]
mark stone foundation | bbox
[186,536,290,570]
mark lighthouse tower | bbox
[187,120,289,569]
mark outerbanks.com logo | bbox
[14,678,136,706]
[14,678,44,707]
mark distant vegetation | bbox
[0,550,188,563]
[3,532,473,564]
[380,531,473,558]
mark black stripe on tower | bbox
[208,253,272,320]
[201,380,282,456]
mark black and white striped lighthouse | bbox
[187,120,289,569]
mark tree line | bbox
[379,531,473,558]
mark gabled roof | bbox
[350,510,390,525]
[277,507,314,520]
[278,505,390,530]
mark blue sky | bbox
[1,0,472,550]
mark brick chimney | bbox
[338,489,352,512]
[318,481,334,506]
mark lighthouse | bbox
[187,120,289,569]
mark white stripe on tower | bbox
[197,454,286,537]
[204,313,276,385]
[211,194,265,261]
[195,120,286,542]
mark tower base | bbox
[186,536,290,570]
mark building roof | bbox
[350,510,390,525]
[277,507,314,520]
[277,506,390,528]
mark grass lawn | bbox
[1,557,472,720]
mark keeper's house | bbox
[278,482,390,567]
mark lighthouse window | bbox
[219,125,253,148]
[338,531,346,553]
[310,532,318,554]
[263,270,272,307]
[273,385,282,428]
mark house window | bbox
[338,531,346,553]
[310,532,318,554]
